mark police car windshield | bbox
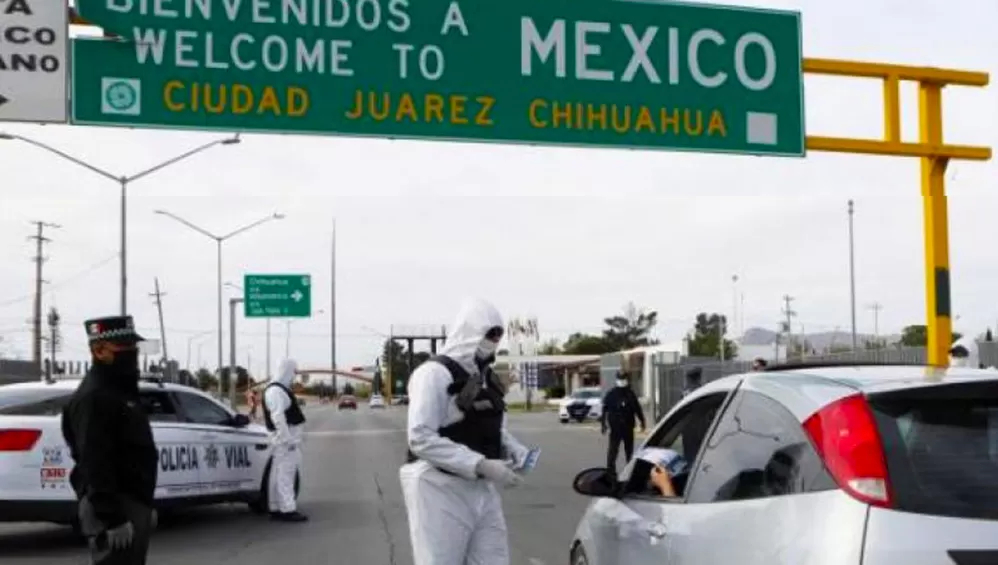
[571,390,600,399]
[0,387,70,413]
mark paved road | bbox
[0,405,610,565]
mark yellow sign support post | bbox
[802,58,991,366]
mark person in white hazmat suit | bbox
[950,336,982,368]
[262,359,308,522]
[400,298,532,565]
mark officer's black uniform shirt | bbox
[601,386,646,431]
[61,364,158,528]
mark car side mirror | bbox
[572,467,618,498]
[231,413,251,428]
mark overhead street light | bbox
[0,131,241,314]
[154,210,284,397]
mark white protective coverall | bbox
[264,359,304,513]
[949,336,981,368]
[400,298,530,565]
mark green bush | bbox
[544,386,566,399]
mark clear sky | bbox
[2,0,996,378]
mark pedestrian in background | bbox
[61,316,158,565]
[682,367,704,397]
[752,358,768,371]
[601,371,646,475]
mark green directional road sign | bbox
[244,274,311,318]
[70,0,803,157]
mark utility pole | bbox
[330,219,337,393]
[848,200,858,352]
[150,278,169,372]
[782,295,797,358]
[29,221,59,378]
[868,302,883,344]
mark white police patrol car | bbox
[0,377,298,530]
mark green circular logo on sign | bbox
[104,81,138,112]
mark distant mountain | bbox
[738,327,901,351]
[741,327,778,346]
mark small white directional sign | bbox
[0,0,68,123]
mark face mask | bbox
[475,339,498,365]
[616,379,628,387]
[111,348,140,378]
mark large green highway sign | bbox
[244,274,311,318]
[70,0,804,156]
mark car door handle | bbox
[646,522,667,539]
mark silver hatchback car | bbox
[570,364,998,565]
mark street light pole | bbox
[0,131,241,315]
[229,297,244,407]
[848,200,858,351]
[226,281,272,379]
[217,239,223,397]
[186,330,213,371]
[155,210,284,394]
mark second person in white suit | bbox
[262,359,308,522]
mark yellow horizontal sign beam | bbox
[804,58,989,87]
[807,137,992,160]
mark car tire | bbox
[570,543,589,565]
[249,459,302,514]
[559,419,568,425]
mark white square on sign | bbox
[746,112,778,146]
[100,78,142,116]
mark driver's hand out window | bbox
[650,464,676,497]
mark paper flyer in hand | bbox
[637,447,688,476]
[519,447,541,473]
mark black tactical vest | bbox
[407,355,506,464]
[263,382,306,432]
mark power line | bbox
[0,253,117,309]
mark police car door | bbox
[173,391,256,495]
[137,388,202,499]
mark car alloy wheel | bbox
[571,545,589,565]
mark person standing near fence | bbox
[682,367,704,397]
[601,371,646,475]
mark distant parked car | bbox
[369,394,385,409]
[338,395,357,410]
[559,387,603,424]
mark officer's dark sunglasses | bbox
[484,326,504,341]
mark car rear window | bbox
[0,387,72,415]
[869,381,998,520]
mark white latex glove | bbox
[105,522,135,549]
[476,459,523,489]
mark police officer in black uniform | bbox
[61,316,158,565]
[601,371,646,474]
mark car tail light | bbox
[0,429,42,452]
[803,394,893,508]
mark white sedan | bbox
[0,377,297,530]
[369,394,386,409]
[559,387,604,423]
